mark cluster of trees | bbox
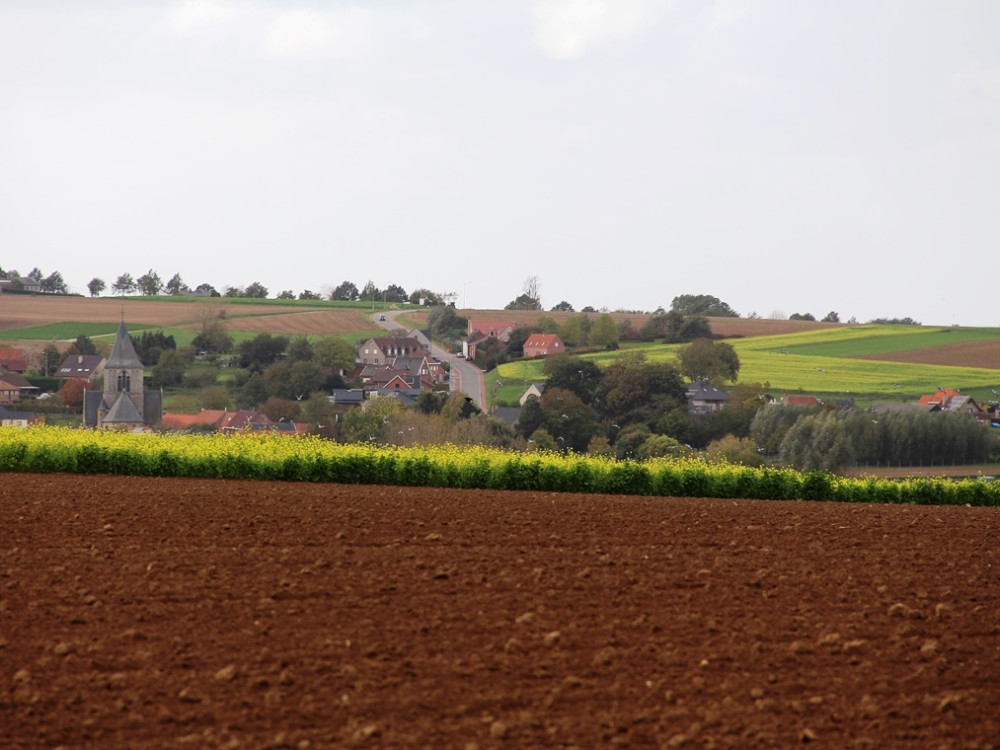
[509,347,753,458]
[0,267,68,294]
[751,404,993,471]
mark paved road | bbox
[372,311,485,410]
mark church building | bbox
[84,319,162,430]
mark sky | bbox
[2,1,999,326]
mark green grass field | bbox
[0,322,152,341]
[495,325,1000,403]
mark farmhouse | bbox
[917,388,989,423]
[523,333,565,357]
[467,318,517,343]
[83,319,162,430]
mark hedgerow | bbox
[1,426,997,506]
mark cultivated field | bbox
[3,473,999,748]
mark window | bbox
[117,372,130,391]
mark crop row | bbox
[2,427,998,506]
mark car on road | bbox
[379,314,386,321]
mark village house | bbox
[917,388,989,423]
[0,405,40,427]
[55,354,107,381]
[0,348,30,374]
[0,276,42,293]
[467,318,517,342]
[357,336,426,365]
[0,373,38,404]
[519,383,545,405]
[523,333,565,357]
[686,380,730,416]
[780,395,823,407]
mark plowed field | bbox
[3,474,999,749]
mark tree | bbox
[112,273,135,296]
[136,269,163,296]
[331,280,359,301]
[41,271,68,294]
[165,273,188,295]
[677,338,740,383]
[243,281,268,298]
[551,301,574,312]
[384,284,408,303]
[276,290,295,300]
[191,321,233,355]
[408,288,443,306]
[428,305,468,339]
[288,361,325,400]
[87,278,106,297]
[262,397,301,423]
[789,312,816,321]
[671,294,738,318]
[298,290,322,300]
[236,372,270,409]
[676,315,712,341]
[68,334,97,356]
[534,387,603,453]
[58,378,88,408]
[285,337,314,364]
[542,356,603,405]
[589,313,619,350]
[223,285,243,297]
[152,349,186,387]
[313,337,356,372]
[595,352,687,431]
[237,333,289,372]
[194,283,219,297]
[41,343,62,376]
[821,311,840,323]
[505,276,542,310]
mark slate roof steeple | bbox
[106,319,143,370]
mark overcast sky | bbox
[2,1,998,325]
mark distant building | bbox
[523,333,565,357]
[83,319,162,430]
[686,380,730,416]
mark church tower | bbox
[84,317,162,430]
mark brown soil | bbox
[0,296,293,330]
[224,309,376,336]
[854,340,1000,371]
[3,474,998,749]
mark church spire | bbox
[105,318,143,370]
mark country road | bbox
[372,310,485,410]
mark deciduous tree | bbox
[677,338,740,383]
[112,273,135,295]
[136,269,163,296]
[87,278,106,297]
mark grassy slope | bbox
[496,325,1000,404]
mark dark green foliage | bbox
[671,294,738,318]
[132,330,177,366]
[237,333,289,372]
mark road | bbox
[372,311,486,410]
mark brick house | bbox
[358,337,426,365]
[523,333,565,357]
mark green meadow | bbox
[495,325,1000,404]
[0,322,145,341]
